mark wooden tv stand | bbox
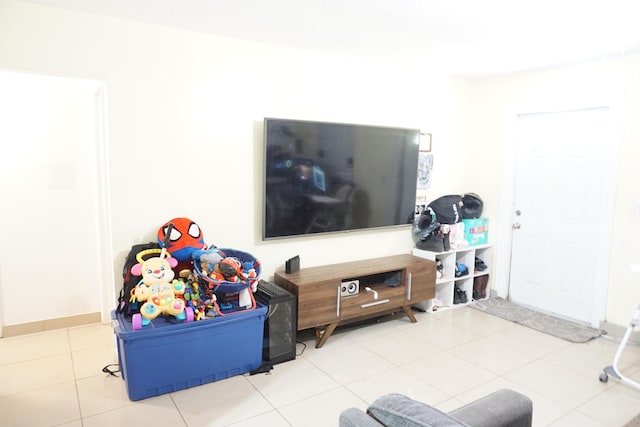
[274,254,436,348]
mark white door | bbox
[509,108,613,324]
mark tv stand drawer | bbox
[339,293,405,319]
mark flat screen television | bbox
[263,118,420,240]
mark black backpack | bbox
[414,195,464,251]
[416,195,464,233]
[116,242,160,319]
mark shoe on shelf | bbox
[455,262,469,278]
[475,257,487,272]
[473,276,489,300]
[454,286,467,304]
[436,258,444,279]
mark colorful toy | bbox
[117,242,163,319]
[129,248,194,329]
[179,269,206,320]
[218,257,246,282]
[157,217,208,262]
[193,248,261,316]
[192,247,226,266]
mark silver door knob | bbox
[515,210,522,216]
[513,223,521,229]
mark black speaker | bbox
[254,280,297,365]
[285,255,300,274]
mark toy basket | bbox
[193,248,261,316]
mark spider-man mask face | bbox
[157,217,207,262]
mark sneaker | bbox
[455,262,469,278]
[475,257,487,272]
[454,286,468,304]
[460,288,468,303]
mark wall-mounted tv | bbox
[263,118,420,240]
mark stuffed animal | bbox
[157,217,208,262]
[129,251,190,327]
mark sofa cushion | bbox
[448,389,533,427]
[339,408,385,427]
[367,393,468,427]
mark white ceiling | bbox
[23,0,640,77]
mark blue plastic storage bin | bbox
[112,304,266,400]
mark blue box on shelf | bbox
[112,304,267,401]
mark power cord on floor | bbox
[102,364,121,377]
[249,362,274,375]
[296,341,307,357]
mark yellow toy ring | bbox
[136,248,172,263]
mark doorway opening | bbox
[0,70,114,337]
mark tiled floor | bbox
[1,307,640,426]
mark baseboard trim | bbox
[2,312,102,338]
[599,320,640,345]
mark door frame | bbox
[94,83,116,325]
[495,97,621,327]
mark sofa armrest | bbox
[339,408,385,427]
[448,389,532,427]
[366,393,466,426]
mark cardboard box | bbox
[113,305,266,400]
[461,218,488,246]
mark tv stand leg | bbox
[315,322,339,348]
[402,306,418,323]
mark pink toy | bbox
[129,249,194,329]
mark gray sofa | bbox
[339,389,532,427]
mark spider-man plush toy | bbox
[157,217,208,265]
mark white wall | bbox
[0,0,465,319]
[4,0,636,328]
